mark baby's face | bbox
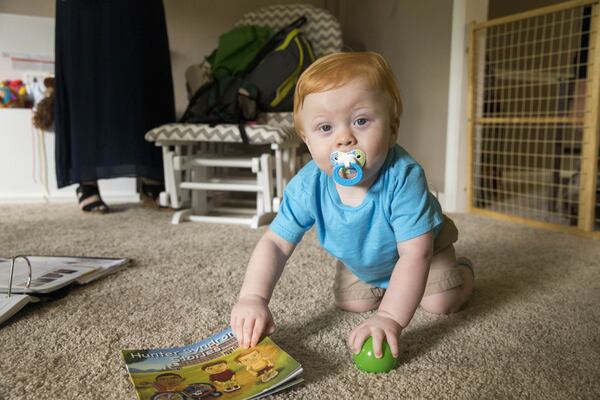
[298,77,394,187]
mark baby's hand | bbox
[348,311,402,358]
[230,295,275,348]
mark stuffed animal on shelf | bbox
[32,77,55,131]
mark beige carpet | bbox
[1,203,599,399]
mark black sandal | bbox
[76,184,109,214]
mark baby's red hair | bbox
[293,52,402,138]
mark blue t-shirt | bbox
[270,144,444,288]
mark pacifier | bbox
[330,149,367,186]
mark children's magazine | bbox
[122,327,303,400]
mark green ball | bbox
[352,337,398,373]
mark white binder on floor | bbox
[0,255,130,325]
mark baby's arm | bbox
[230,229,296,348]
[348,231,433,358]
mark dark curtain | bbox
[54,0,175,187]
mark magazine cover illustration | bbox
[122,327,302,400]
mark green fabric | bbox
[206,25,273,80]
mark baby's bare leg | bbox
[420,245,474,315]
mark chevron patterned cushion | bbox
[145,112,300,145]
[235,3,343,58]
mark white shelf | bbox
[0,109,138,203]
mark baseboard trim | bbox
[0,192,140,204]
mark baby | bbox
[230,52,474,359]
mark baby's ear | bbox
[293,122,305,140]
[298,130,308,143]
[389,119,399,141]
[390,117,400,133]
[304,137,312,152]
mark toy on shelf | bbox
[353,337,398,373]
[0,79,30,108]
[0,86,11,107]
[31,77,55,131]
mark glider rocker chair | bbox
[145,3,343,228]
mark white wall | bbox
[337,0,453,196]
[444,0,489,212]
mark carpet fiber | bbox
[1,203,599,399]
